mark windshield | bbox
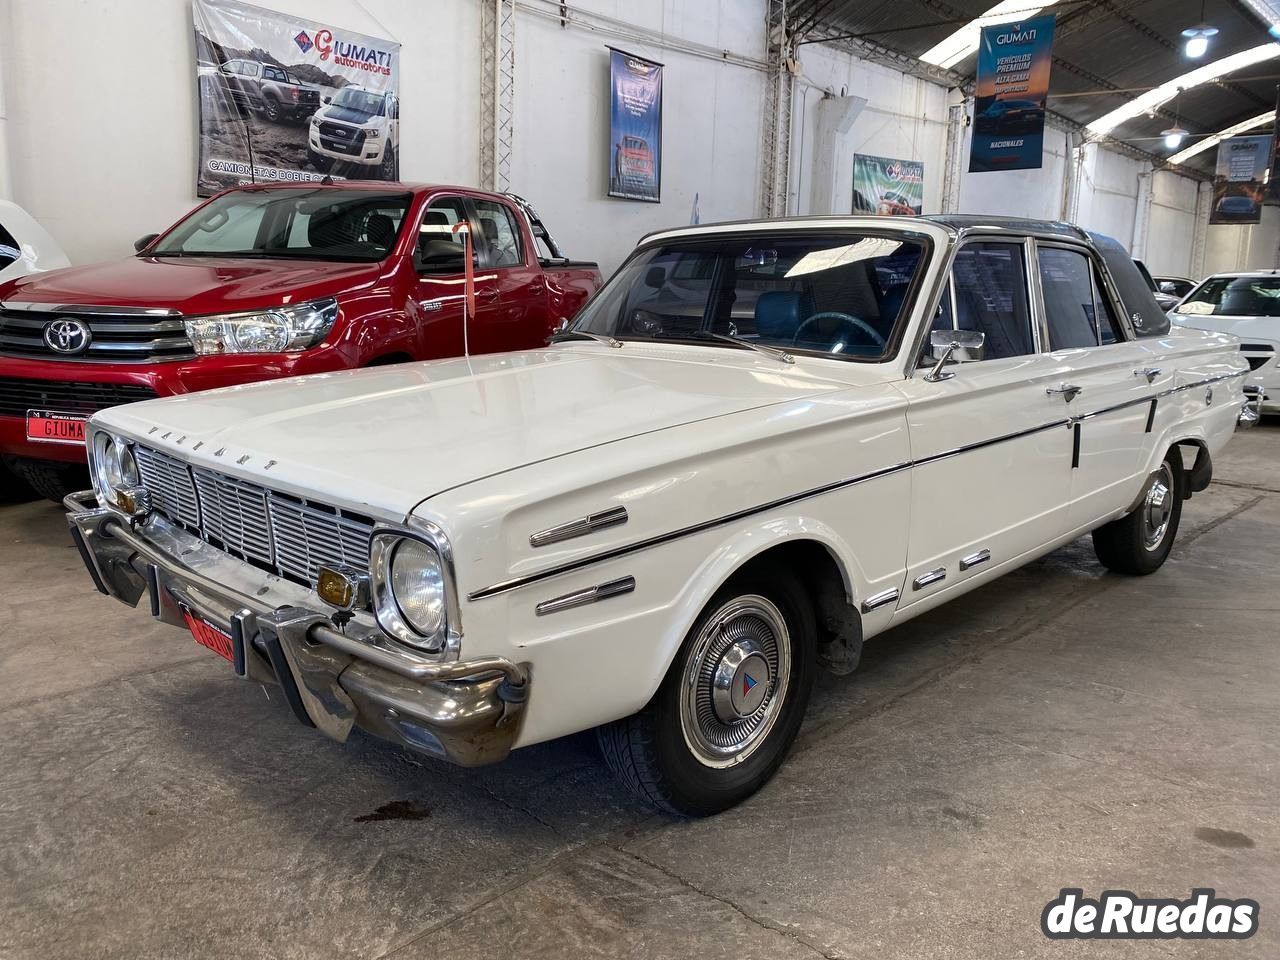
[331,87,386,117]
[150,188,411,262]
[572,232,926,361]
[1177,276,1280,317]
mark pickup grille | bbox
[0,377,156,417]
[0,306,194,362]
[133,445,376,587]
[317,122,366,155]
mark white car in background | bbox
[0,199,70,283]
[307,86,399,179]
[1170,271,1280,414]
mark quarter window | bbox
[933,242,1034,360]
[1038,246,1125,349]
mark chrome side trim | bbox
[859,587,899,613]
[912,567,947,590]
[534,576,636,616]
[959,549,991,571]
[529,505,628,548]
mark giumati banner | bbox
[969,14,1056,173]
[852,155,924,216]
[1210,135,1272,224]
[193,0,401,197]
[608,48,663,203]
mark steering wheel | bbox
[792,312,886,351]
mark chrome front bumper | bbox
[1239,384,1264,429]
[65,492,529,766]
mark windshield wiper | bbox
[687,330,794,364]
[549,329,623,348]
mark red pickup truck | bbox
[0,183,602,499]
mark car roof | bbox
[218,181,511,201]
[645,214,1089,242]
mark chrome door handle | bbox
[1133,367,1162,383]
[1046,383,1083,401]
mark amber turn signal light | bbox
[316,564,370,611]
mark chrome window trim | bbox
[370,518,462,660]
[0,301,183,317]
[1030,238,1133,350]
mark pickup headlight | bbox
[364,127,381,139]
[185,297,338,355]
[370,526,456,653]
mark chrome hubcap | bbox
[680,595,790,769]
[1142,464,1175,551]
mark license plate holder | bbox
[182,610,236,664]
[25,409,87,445]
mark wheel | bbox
[0,458,34,502]
[378,143,397,180]
[2,456,90,505]
[597,567,816,816]
[307,148,333,173]
[1091,453,1184,575]
[259,96,281,122]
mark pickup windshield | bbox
[150,188,411,262]
[330,87,386,117]
[572,232,925,360]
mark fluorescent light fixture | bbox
[1167,110,1275,164]
[1087,43,1280,137]
[919,0,1060,70]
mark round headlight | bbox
[119,443,139,486]
[389,539,446,638]
[93,434,119,495]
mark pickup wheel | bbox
[1091,454,1184,575]
[307,148,333,173]
[379,144,397,180]
[597,568,816,816]
[2,456,89,505]
[259,96,281,122]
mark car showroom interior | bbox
[0,0,1277,957]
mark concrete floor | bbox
[2,427,1278,960]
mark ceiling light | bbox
[1087,43,1280,137]
[1161,126,1190,149]
[919,0,1061,70]
[1181,24,1218,58]
[1167,111,1274,164]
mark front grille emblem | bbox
[43,318,92,355]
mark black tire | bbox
[0,458,34,502]
[378,144,397,181]
[2,456,90,505]
[1092,452,1184,575]
[598,567,816,816]
[307,148,333,173]
[259,96,281,122]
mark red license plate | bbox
[183,612,235,663]
[25,409,87,445]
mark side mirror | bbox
[924,329,986,382]
[134,233,160,253]
[415,242,479,275]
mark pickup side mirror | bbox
[415,239,479,275]
[924,328,986,382]
[134,233,160,253]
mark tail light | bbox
[290,88,299,102]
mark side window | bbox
[934,242,1034,360]
[263,66,285,82]
[242,62,260,78]
[471,199,524,268]
[416,196,470,273]
[1038,246,1125,349]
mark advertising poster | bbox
[969,13,1056,173]
[193,0,401,197]
[1210,134,1272,224]
[608,48,663,202]
[852,154,924,216]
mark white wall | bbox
[790,43,949,217]
[1146,170,1199,278]
[512,0,766,275]
[958,125,1069,221]
[1203,205,1280,276]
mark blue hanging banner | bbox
[969,14,1056,173]
[608,48,663,203]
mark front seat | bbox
[308,208,359,250]
[754,291,803,341]
[364,213,397,250]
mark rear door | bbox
[895,238,1074,616]
[468,197,552,353]
[1034,241,1159,530]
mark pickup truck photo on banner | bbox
[969,13,1056,173]
[193,0,401,197]
[852,154,924,216]
[1210,134,1272,224]
[608,48,663,202]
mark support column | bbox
[808,94,865,215]
[479,0,516,192]
[1060,134,1085,223]
[1131,170,1154,261]
[1190,180,1212,278]
[759,0,793,218]
[0,0,14,200]
[940,93,967,213]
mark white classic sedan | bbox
[67,216,1254,816]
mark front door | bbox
[468,197,552,353]
[895,239,1074,616]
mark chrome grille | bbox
[132,445,375,586]
[0,306,194,363]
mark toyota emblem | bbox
[43,318,92,355]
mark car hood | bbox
[97,344,883,518]
[1172,314,1280,345]
[0,257,384,314]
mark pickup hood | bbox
[0,256,383,314]
[1172,314,1280,345]
[97,345,881,518]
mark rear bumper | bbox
[65,492,529,766]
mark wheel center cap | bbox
[711,640,770,722]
